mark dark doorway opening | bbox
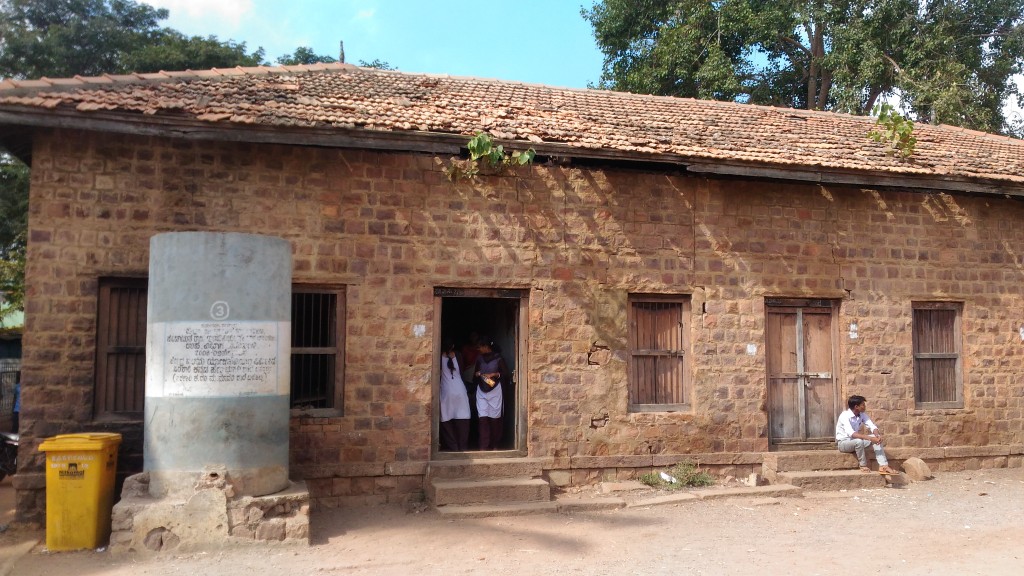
[436,288,524,453]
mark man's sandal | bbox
[878,467,898,475]
[859,466,872,473]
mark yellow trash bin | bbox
[38,433,122,551]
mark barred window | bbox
[912,302,963,409]
[628,294,690,411]
[94,279,345,417]
[95,278,147,419]
[291,286,345,412]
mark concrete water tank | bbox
[144,232,291,498]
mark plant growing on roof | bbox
[868,103,917,159]
[441,131,536,181]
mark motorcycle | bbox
[0,430,17,481]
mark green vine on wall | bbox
[441,131,536,181]
[868,103,917,159]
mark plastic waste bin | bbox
[38,432,122,551]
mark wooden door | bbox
[766,300,838,446]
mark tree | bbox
[0,0,267,314]
[126,32,264,73]
[0,0,264,79]
[0,155,28,318]
[275,46,395,70]
[276,46,338,66]
[584,0,1024,136]
[358,59,396,71]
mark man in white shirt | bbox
[835,394,897,474]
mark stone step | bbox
[434,501,559,518]
[764,450,875,473]
[426,457,546,480]
[430,477,551,506]
[777,470,887,491]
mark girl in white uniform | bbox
[439,341,471,451]
[474,338,508,450]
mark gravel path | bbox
[3,467,1022,576]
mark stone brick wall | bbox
[14,127,1024,519]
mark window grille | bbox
[912,302,963,408]
[95,278,147,418]
[628,295,690,410]
[291,287,345,411]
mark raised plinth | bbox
[109,470,309,555]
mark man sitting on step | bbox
[835,394,897,475]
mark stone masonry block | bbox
[256,518,287,541]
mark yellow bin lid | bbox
[38,433,123,452]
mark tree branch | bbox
[864,87,883,115]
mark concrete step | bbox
[777,470,887,491]
[429,477,551,506]
[426,457,546,480]
[435,501,559,518]
[764,450,874,474]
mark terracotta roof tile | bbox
[0,64,1022,186]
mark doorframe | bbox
[765,297,841,449]
[430,287,529,459]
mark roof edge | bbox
[3,106,1022,198]
[0,63,359,96]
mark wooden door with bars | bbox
[765,299,838,446]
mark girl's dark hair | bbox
[479,336,500,354]
[442,340,456,377]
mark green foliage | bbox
[868,103,916,158]
[442,132,536,181]
[126,32,264,73]
[358,59,396,71]
[0,155,28,316]
[584,0,1024,136]
[276,46,338,66]
[639,461,715,489]
[0,0,264,79]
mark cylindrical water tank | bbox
[144,232,291,498]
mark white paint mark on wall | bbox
[746,343,757,356]
[413,324,427,337]
[849,322,859,339]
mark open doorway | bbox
[433,287,527,455]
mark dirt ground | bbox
[2,467,1023,576]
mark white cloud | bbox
[355,9,375,19]
[141,0,254,28]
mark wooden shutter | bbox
[291,286,345,411]
[95,278,147,418]
[912,302,962,408]
[629,295,689,409]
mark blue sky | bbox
[141,0,606,89]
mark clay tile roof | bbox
[1,64,1022,188]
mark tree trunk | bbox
[818,69,833,111]
[809,23,826,110]
[864,87,883,116]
